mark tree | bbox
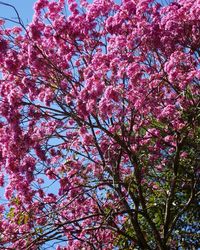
[0,0,199,249]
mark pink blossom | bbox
[0,0,198,248]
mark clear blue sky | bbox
[0,0,36,26]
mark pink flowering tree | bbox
[0,0,199,249]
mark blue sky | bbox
[0,0,36,25]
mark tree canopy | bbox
[0,0,199,249]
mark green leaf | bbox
[7,207,15,219]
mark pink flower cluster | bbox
[0,0,199,249]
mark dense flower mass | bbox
[0,0,199,249]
